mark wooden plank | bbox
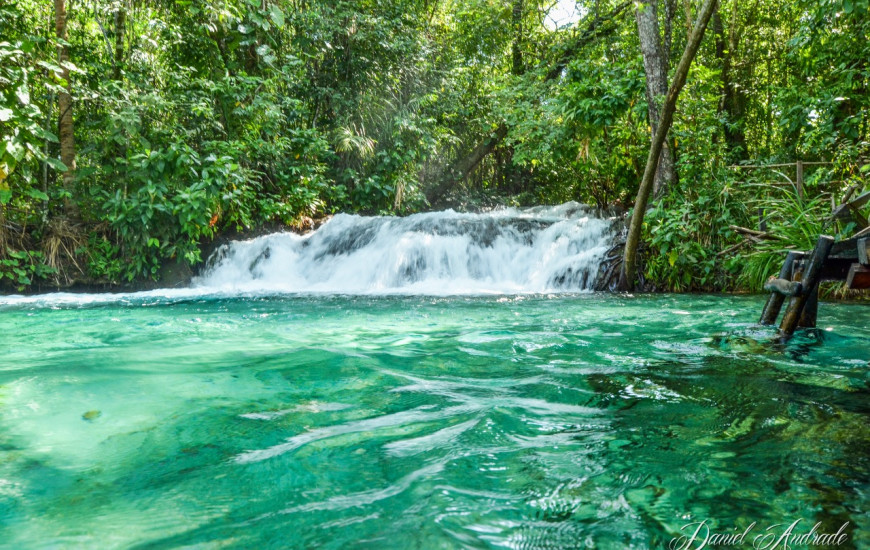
[849,191,870,209]
[818,257,854,282]
[829,236,862,259]
[764,277,801,296]
[831,191,870,220]
[859,238,869,266]
[780,235,835,336]
[846,264,870,289]
[849,205,870,229]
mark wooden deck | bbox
[760,235,869,336]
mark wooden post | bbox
[779,235,834,336]
[858,238,869,265]
[798,285,818,328]
[796,160,804,199]
[760,251,798,325]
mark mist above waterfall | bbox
[195,202,616,295]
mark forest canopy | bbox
[0,0,867,291]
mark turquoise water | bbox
[0,293,867,549]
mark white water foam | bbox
[0,203,615,306]
[196,202,615,294]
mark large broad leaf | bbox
[45,157,68,172]
[37,60,64,74]
[16,85,30,106]
[5,140,25,162]
[26,188,49,201]
[29,126,59,143]
[60,60,82,73]
[270,5,285,28]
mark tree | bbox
[635,0,677,197]
[619,0,719,291]
[113,3,125,81]
[711,2,746,158]
[54,0,77,218]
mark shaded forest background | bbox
[0,0,868,291]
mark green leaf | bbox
[668,249,678,267]
[37,60,64,74]
[28,126,59,143]
[6,141,25,162]
[45,157,68,172]
[15,85,30,105]
[26,188,49,201]
[60,60,81,73]
[269,5,285,28]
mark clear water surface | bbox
[0,293,867,549]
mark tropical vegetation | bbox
[0,0,867,291]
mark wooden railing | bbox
[727,160,861,197]
[726,159,868,231]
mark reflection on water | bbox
[0,294,867,549]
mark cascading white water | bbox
[195,202,616,294]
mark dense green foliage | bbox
[0,0,867,290]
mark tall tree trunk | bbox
[619,0,718,291]
[55,0,77,218]
[511,0,523,76]
[663,0,676,64]
[0,203,6,252]
[113,3,128,194]
[682,0,694,37]
[113,4,125,81]
[712,3,746,158]
[636,0,677,197]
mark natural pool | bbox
[0,293,867,549]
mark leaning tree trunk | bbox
[618,0,718,291]
[425,124,508,203]
[635,0,676,197]
[55,0,78,219]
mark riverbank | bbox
[4,205,868,303]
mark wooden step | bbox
[846,264,870,290]
[763,277,801,296]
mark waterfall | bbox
[196,202,616,294]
